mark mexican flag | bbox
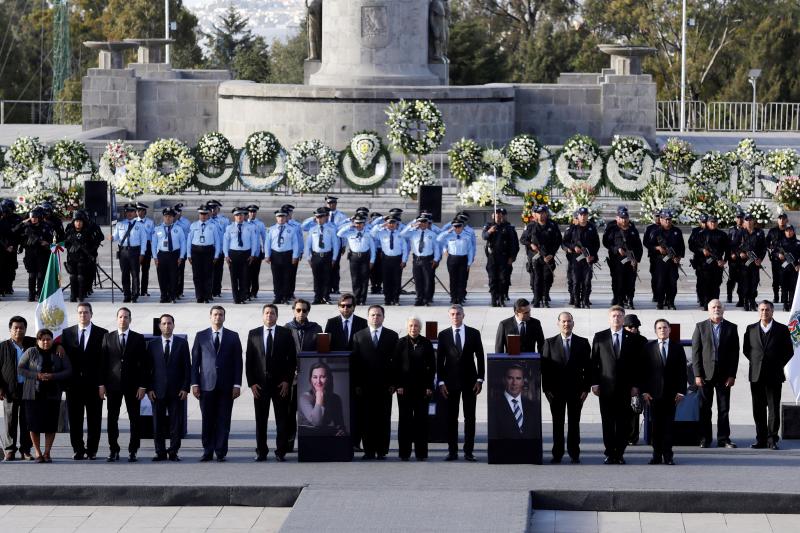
[34,243,68,341]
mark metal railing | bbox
[657,100,707,131]
[658,100,800,132]
[762,102,800,132]
[707,101,762,131]
[0,99,82,125]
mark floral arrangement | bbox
[398,158,437,199]
[606,135,653,199]
[659,137,695,174]
[726,139,764,197]
[482,148,514,180]
[245,131,282,168]
[678,185,716,225]
[457,175,509,207]
[774,176,800,211]
[196,132,234,168]
[639,174,679,222]
[764,148,800,178]
[506,134,542,178]
[386,99,446,156]
[555,183,603,225]
[239,131,285,191]
[562,134,600,170]
[2,136,45,187]
[448,138,483,184]
[126,138,197,195]
[690,151,730,192]
[339,131,392,191]
[102,141,144,199]
[609,135,647,174]
[747,199,771,226]
[521,191,562,224]
[711,193,741,228]
[16,185,83,218]
[47,139,94,178]
[286,139,339,193]
[554,134,603,190]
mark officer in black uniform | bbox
[647,210,685,310]
[520,205,561,308]
[733,213,767,311]
[778,225,800,311]
[15,208,54,301]
[561,211,578,305]
[40,201,65,243]
[696,215,729,310]
[726,211,746,305]
[605,206,643,309]
[642,210,661,300]
[562,207,599,308]
[766,213,789,303]
[688,214,708,306]
[482,207,519,307]
[64,211,102,302]
[0,198,22,295]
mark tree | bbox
[448,12,509,85]
[268,23,306,85]
[232,36,271,83]
[204,4,253,70]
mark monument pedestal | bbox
[782,403,800,439]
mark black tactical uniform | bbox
[64,214,102,302]
[647,213,685,309]
[0,199,22,295]
[482,208,519,307]
[520,208,561,307]
[563,209,600,308]
[642,213,661,299]
[732,217,767,311]
[605,215,643,309]
[726,214,745,304]
[562,218,577,305]
[15,210,54,301]
[766,216,789,303]
[696,219,730,309]
[778,227,800,311]
[687,218,707,305]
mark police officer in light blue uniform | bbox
[305,207,341,304]
[151,207,187,303]
[135,202,155,297]
[246,205,268,300]
[370,215,409,305]
[368,211,385,296]
[282,203,304,299]
[173,203,191,299]
[187,205,221,303]
[400,216,441,306]
[442,212,478,300]
[437,220,475,305]
[223,207,259,304]
[208,200,229,297]
[337,215,376,305]
[112,204,147,302]
[325,196,348,295]
[266,209,302,305]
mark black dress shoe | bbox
[107,452,120,462]
[87,454,97,460]
[648,457,662,465]
[275,453,286,462]
[550,457,562,464]
[254,454,267,462]
[152,454,167,462]
[603,456,614,464]
[73,452,86,460]
[168,453,180,462]
[770,442,780,450]
[200,454,213,462]
[376,454,387,460]
[699,440,711,448]
[361,453,375,460]
[128,453,137,463]
[464,454,477,462]
[216,456,226,462]
[750,442,768,449]
[665,459,675,465]
[400,457,410,462]
[719,440,737,449]
[617,457,626,465]
[570,457,581,464]
[444,453,457,461]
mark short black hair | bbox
[210,305,226,316]
[159,314,175,324]
[8,316,27,329]
[117,307,131,319]
[513,298,530,312]
[262,303,278,315]
[77,302,93,313]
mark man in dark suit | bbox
[100,307,148,463]
[438,304,485,461]
[351,304,399,459]
[246,303,297,462]
[494,298,545,354]
[743,300,793,449]
[490,364,537,439]
[146,314,191,461]
[691,298,740,448]
[591,305,639,464]
[325,293,368,351]
[541,311,591,464]
[191,305,243,462]
[0,316,36,461]
[61,303,108,460]
[641,319,687,465]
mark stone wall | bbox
[82,69,138,137]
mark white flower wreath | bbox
[606,154,654,196]
[45,139,95,183]
[555,153,603,190]
[194,132,237,190]
[2,136,45,188]
[127,138,196,195]
[238,149,287,192]
[286,139,339,193]
[457,175,509,207]
[511,147,552,194]
[100,141,144,199]
[555,135,604,190]
[398,158,437,198]
[339,132,392,191]
[386,99,446,156]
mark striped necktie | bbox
[512,398,523,432]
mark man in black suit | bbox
[641,319,687,465]
[191,306,243,462]
[494,298,545,354]
[743,300,794,449]
[324,293,368,351]
[691,298,740,448]
[623,314,648,446]
[61,303,108,460]
[146,314,191,461]
[591,305,639,464]
[0,316,35,461]
[100,307,148,462]
[490,364,537,439]
[246,304,297,462]
[541,311,591,464]
[438,304,485,461]
[351,304,399,459]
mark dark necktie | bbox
[200,222,206,243]
[512,399,523,431]
[455,328,462,354]
[372,330,379,348]
[164,339,171,362]
[167,225,173,252]
[519,321,526,337]
[389,230,394,250]
[457,233,461,240]
[214,331,220,352]
[356,231,362,239]
[79,328,86,351]
[565,338,571,362]
[278,225,285,246]
[418,230,425,253]
[237,223,243,247]
[712,324,719,361]
[318,225,324,248]
[613,332,620,357]
[660,342,667,365]
[266,328,273,358]
[343,319,349,343]
[120,333,126,352]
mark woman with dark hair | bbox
[297,362,346,436]
[18,328,72,462]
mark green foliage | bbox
[268,21,307,85]
[204,4,254,70]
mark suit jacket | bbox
[392,335,436,391]
[351,327,399,389]
[437,325,485,390]
[324,314,368,351]
[490,395,536,439]
[743,321,793,383]
[100,329,148,392]
[541,334,591,397]
[590,328,639,397]
[691,319,739,382]
[0,336,36,400]
[146,336,191,400]
[494,316,544,354]
[286,321,322,353]
[245,325,297,387]
[61,323,108,390]
[191,327,243,392]
[640,340,687,400]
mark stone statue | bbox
[307,0,322,61]
[429,0,449,62]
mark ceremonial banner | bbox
[35,243,68,341]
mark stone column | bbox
[308,0,439,87]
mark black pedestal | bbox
[782,403,800,439]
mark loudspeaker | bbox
[418,185,443,222]
[83,180,109,225]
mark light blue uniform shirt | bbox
[151,223,187,258]
[441,222,477,250]
[208,216,227,257]
[437,230,475,265]
[187,219,221,258]
[112,218,147,255]
[400,225,442,261]
[175,216,191,236]
[305,224,341,257]
[370,226,409,262]
[136,216,155,244]
[266,222,302,259]
[337,225,377,262]
[246,218,268,255]
[223,222,259,257]
[287,219,304,259]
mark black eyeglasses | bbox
[339,303,354,308]
[295,308,309,313]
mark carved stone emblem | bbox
[361,5,390,49]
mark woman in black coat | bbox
[393,316,436,461]
[18,329,72,463]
